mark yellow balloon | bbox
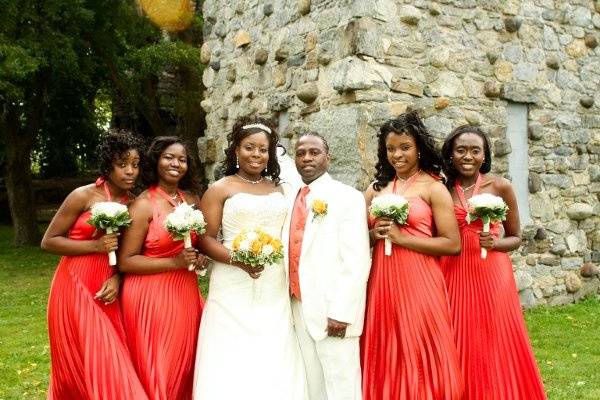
[137,0,195,32]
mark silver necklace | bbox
[235,173,263,184]
[459,182,476,192]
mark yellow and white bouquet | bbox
[230,228,283,268]
[370,194,410,256]
[164,203,207,271]
[88,201,132,266]
[466,193,508,259]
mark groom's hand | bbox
[326,318,349,338]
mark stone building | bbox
[198,0,600,307]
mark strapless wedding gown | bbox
[193,192,307,400]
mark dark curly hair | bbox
[441,124,492,189]
[221,116,281,184]
[97,129,146,178]
[142,136,201,194]
[373,111,443,191]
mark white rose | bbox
[91,201,128,218]
[246,231,258,242]
[188,209,206,225]
[239,240,251,251]
[371,194,408,209]
[261,244,274,256]
[468,193,506,209]
[165,211,189,229]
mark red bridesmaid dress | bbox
[47,179,148,400]
[440,174,546,400]
[120,186,203,400]
[361,175,463,400]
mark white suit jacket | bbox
[283,173,371,341]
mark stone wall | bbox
[199,0,600,307]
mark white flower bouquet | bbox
[466,193,509,259]
[369,194,410,256]
[88,201,132,266]
[164,203,207,271]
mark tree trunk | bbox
[2,104,40,246]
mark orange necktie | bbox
[289,186,310,300]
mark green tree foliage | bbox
[0,0,205,244]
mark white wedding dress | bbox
[193,192,307,400]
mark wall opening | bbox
[506,102,531,224]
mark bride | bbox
[193,117,306,399]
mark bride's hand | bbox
[237,263,264,279]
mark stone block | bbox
[519,288,537,308]
[493,139,512,157]
[330,57,392,92]
[254,48,268,65]
[234,30,251,48]
[580,96,594,108]
[515,270,534,291]
[585,34,598,49]
[565,272,582,293]
[580,263,599,277]
[541,174,571,189]
[399,5,421,25]
[528,172,542,193]
[566,203,594,221]
[550,243,567,256]
[296,82,319,104]
[504,17,522,32]
[434,97,450,110]
[391,79,424,97]
[546,55,560,70]
[263,4,273,16]
[298,0,310,16]
[566,40,587,58]
[501,83,541,104]
[428,71,465,97]
[561,257,584,270]
[200,42,211,64]
[484,81,501,98]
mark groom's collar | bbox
[303,172,332,192]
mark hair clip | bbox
[242,123,272,134]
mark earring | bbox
[236,156,239,169]
[418,152,421,159]
[265,165,268,174]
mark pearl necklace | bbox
[235,173,263,184]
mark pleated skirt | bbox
[47,254,148,400]
[121,270,202,400]
[441,229,546,400]
[361,242,463,400]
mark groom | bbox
[283,132,371,400]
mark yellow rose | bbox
[232,236,242,251]
[251,240,263,255]
[271,239,283,252]
[259,232,271,245]
[312,199,327,215]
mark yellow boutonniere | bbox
[311,199,328,221]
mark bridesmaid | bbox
[118,136,204,400]
[42,130,148,399]
[440,125,546,400]
[361,112,463,400]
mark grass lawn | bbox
[0,224,599,399]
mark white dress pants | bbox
[291,299,362,400]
